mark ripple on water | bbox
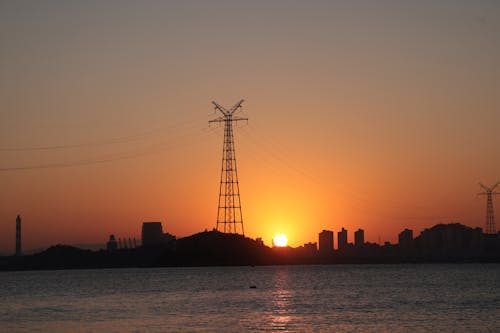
[0,264,499,332]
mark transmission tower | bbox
[209,100,247,235]
[478,182,499,234]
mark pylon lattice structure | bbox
[209,100,247,235]
[478,182,499,234]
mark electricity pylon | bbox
[209,100,247,234]
[478,182,499,234]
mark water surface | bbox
[1,264,499,332]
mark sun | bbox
[273,234,288,247]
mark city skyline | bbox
[2,219,496,271]
[3,195,497,254]
[1,1,500,252]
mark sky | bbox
[1,0,499,253]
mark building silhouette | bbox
[415,223,483,258]
[303,242,317,252]
[141,222,176,247]
[106,235,118,251]
[0,221,499,271]
[398,228,414,257]
[338,228,348,250]
[398,228,413,247]
[15,215,22,256]
[318,230,333,255]
[142,222,164,246]
[354,229,364,247]
[297,242,318,259]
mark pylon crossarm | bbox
[232,117,248,123]
[209,117,226,124]
[479,182,500,192]
[208,116,247,123]
[228,99,244,114]
[212,100,244,115]
[212,101,229,115]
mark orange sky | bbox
[1,1,499,253]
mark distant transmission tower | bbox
[478,182,499,234]
[209,100,247,235]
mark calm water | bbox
[0,264,499,332]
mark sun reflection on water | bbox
[268,268,296,332]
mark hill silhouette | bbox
[174,230,271,265]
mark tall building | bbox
[318,230,334,254]
[15,215,21,256]
[142,222,165,246]
[354,228,364,247]
[338,227,348,250]
[398,229,413,249]
[141,222,176,247]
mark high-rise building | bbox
[338,227,348,250]
[318,230,333,254]
[398,228,413,250]
[354,228,364,247]
[141,222,176,247]
[142,222,165,247]
[15,215,21,256]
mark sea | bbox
[0,264,499,332]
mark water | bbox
[0,264,499,332]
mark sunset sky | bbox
[1,1,499,253]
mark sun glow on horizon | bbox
[273,234,288,247]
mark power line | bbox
[0,118,201,152]
[0,126,213,172]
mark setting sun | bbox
[273,234,288,247]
